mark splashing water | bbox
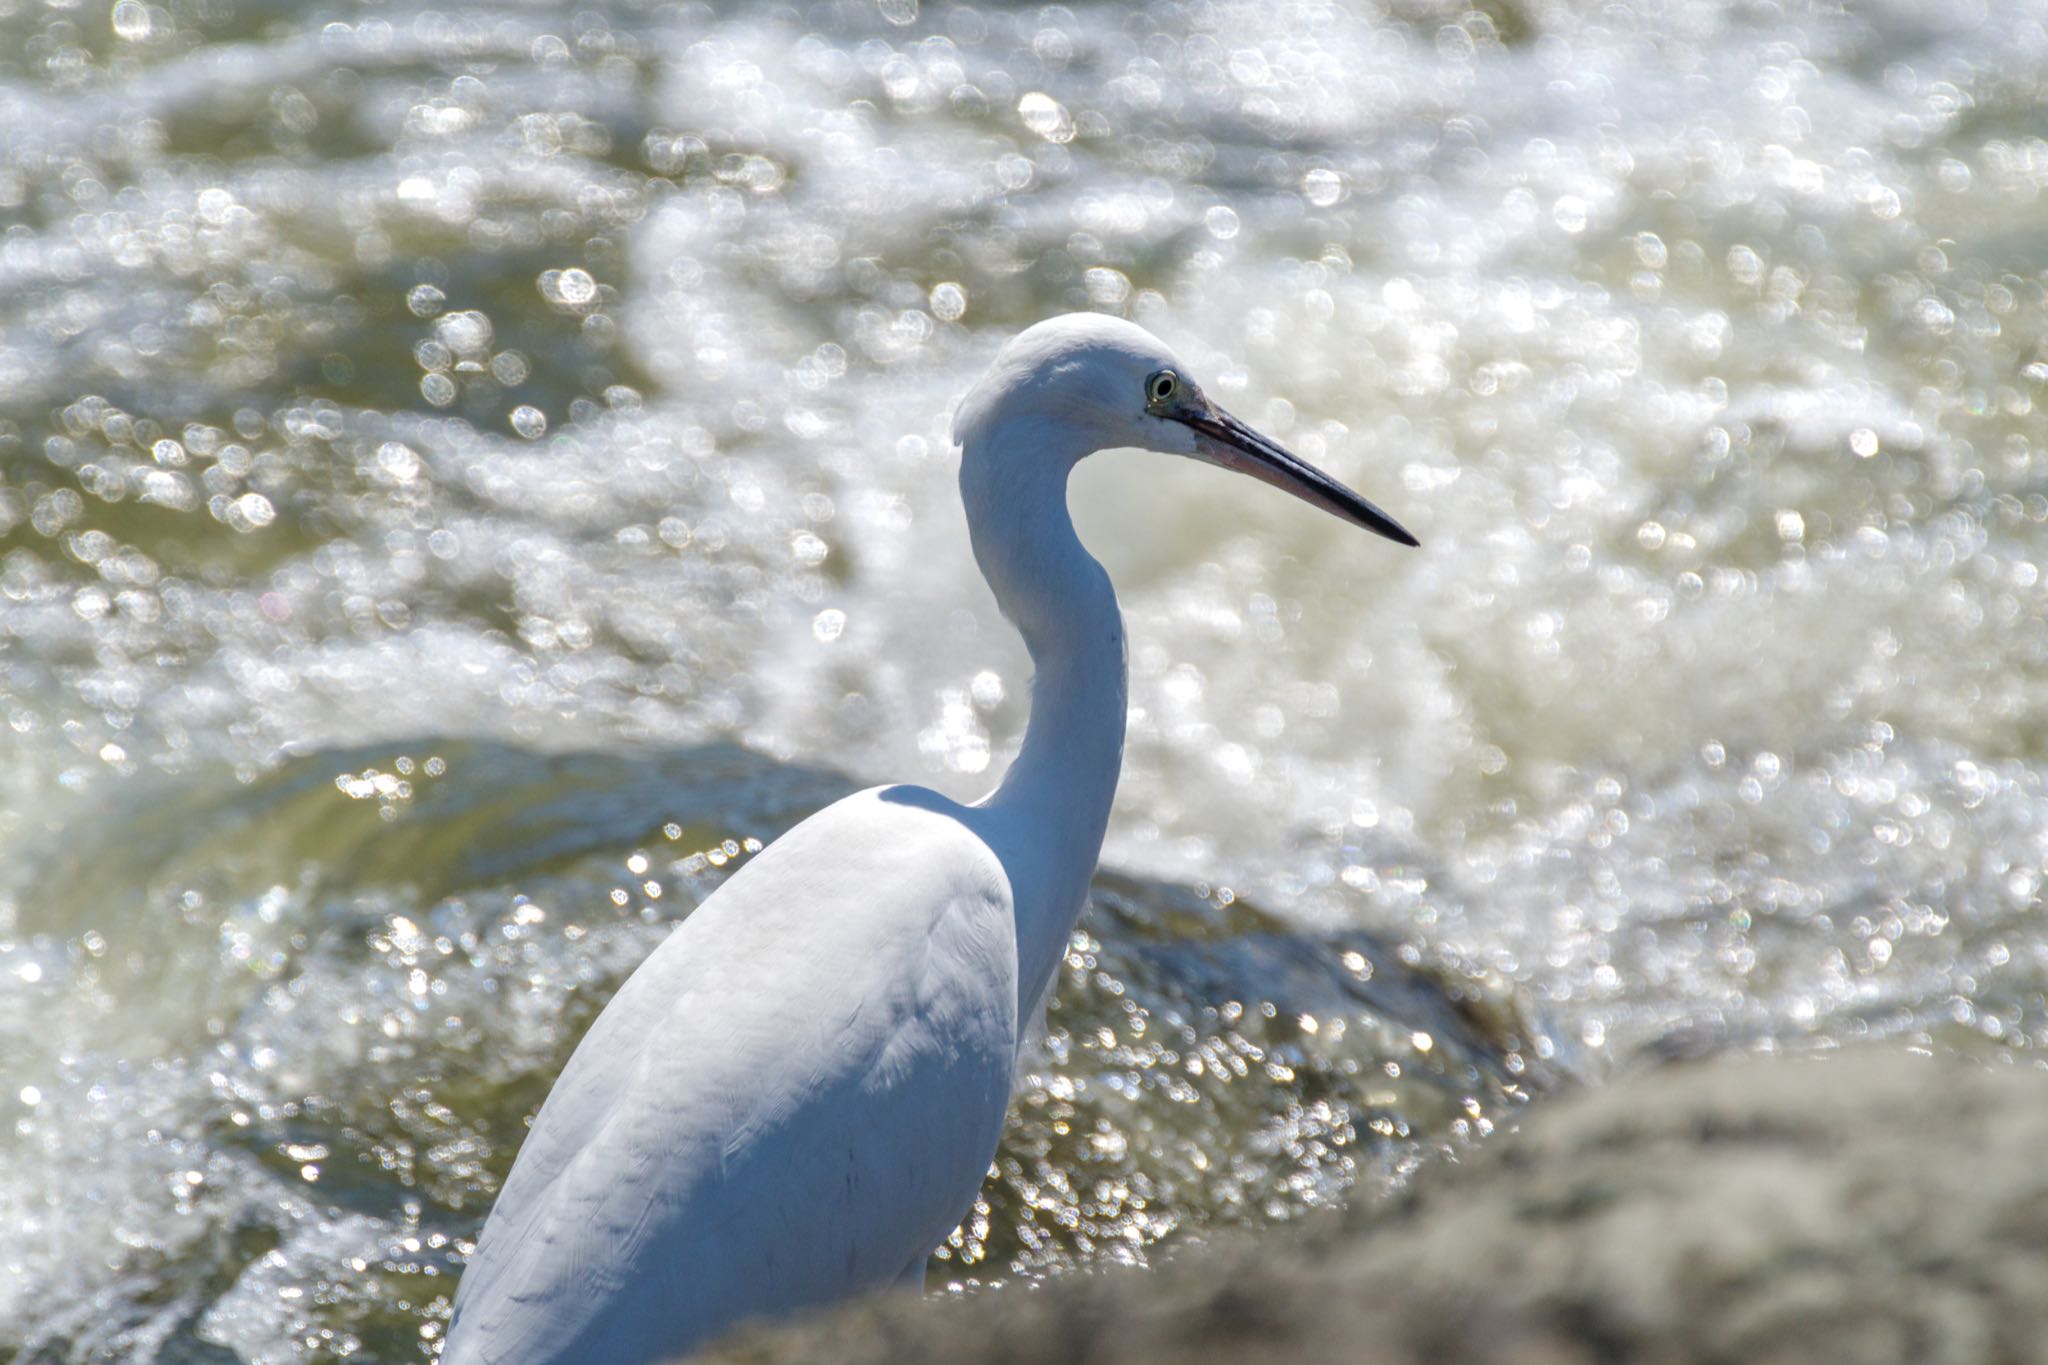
[2,0,2046,1357]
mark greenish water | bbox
[2,0,2046,1358]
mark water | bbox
[2,0,2045,1357]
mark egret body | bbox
[442,314,1415,1364]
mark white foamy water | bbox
[3,0,2046,1357]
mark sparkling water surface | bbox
[2,0,2046,1358]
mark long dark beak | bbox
[1174,405,1419,547]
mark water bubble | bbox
[196,187,235,225]
[1204,205,1240,239]
[1018,92,1075,144]
[1301,168,1343,207]
[230,492,276,530]
[111,0,152,40]
[509,406,547,439]
[491,351,531,386]
[876,0,918,25]
[542,268,598,308]
[1084,267,1131,305]
[274,87,318,135]
[420,372,457,406]
[813,608,847,642]
[930,282,967,321]
[722,155,785,195]
[435,310,493,359]
[1552,194,1589,233]
[559,269,597,304]
[375,442,420,483]
[407,284,446,317]
[1912,296,1955,335]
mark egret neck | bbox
[959,409,1127,1025]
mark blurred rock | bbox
[701,1048,2048,1365]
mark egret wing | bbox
[446,788,1018,1365]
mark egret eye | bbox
[1147,370,1178,404]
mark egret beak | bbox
[1173,403,1419,548]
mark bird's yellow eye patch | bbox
[1146,369,1179,405]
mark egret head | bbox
[954,313,1417,547]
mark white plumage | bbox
[443,314,1414,1363]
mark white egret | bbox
[442,313,1416,1364]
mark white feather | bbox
[446,789,1016,1363]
